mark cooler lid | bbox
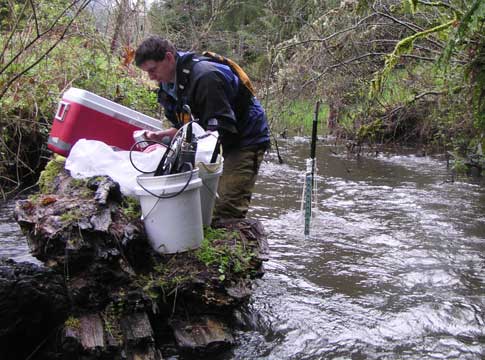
[62,87,162,131]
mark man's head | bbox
[135,36,177,83]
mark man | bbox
[134,36,270,220]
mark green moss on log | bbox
[38,155,66,194]
[197,227,255,282]
[121,196,142,221]
[64,316,81,330]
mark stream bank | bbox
[2,141,485,359]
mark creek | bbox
[1,139,485,359]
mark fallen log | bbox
[5,157,268,359]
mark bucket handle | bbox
[136,165,195,200]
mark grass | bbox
[266,98,329,137]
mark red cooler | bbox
[48,87,162,156]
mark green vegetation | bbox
[0,1,159,198]
[136,262,191,304]
[60,208,83,223]
[101,302,124,343]
[64,316,81,330]
[197,227,254,281]
[38,155,65,194]
[267,99,329,137]
[135,227,257,305]
[120,196,142,221]
[1,0,484,197]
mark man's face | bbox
[140,52,176,83]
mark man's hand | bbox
[141,127,177,153]
[144,127,178,142]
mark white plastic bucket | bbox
[134,169,203,254]
[197,157,223,226]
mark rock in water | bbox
[171,316,235,351]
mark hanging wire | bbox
[135,163,195,200]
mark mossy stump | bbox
[7,158,268,360]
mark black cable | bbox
[135,162,194,199]
[128,139,171,174]
[129,121,198,200]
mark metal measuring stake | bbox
[304,100,320,236]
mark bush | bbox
[0,33,159,198]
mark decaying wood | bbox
[0,259,69,360]
[63,314,105,351]
[62,311,162,359]
[5,162,268,359]
[120,312,154,346]
[171,315,235,351]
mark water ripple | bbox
[243,144,485,359]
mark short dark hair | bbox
[135,36,177,67]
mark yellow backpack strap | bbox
[202,51,256,97]
[176,112,191,125]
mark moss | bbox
[69,178,84,187]
[60,208,83,223]
[101,303,123,343]
[79,188,95,198]
[357,118,383,142]
[121,196,141,221]
[68,176,94,198]
[134,226,257,305]
[452,157,468,174]
[38,155,66,194]
[28,193,41,203]
[94,176,106,182]
[64,316,81,330]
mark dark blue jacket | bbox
[157,52,270,152]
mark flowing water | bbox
[1,139,485,359]
[0,201,40,264]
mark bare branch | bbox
[0,0,92,99]
[301,51,446,89]
[373,5,445,50]
[413,90,447,100]
[276,12,379,52]
[301,52,388,89]
[29,0,40,36]
[0,0,87,76]
[417,0,462,14]
[0,0,30,61]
